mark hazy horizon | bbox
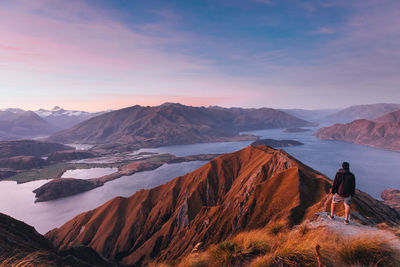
[2,101,400,113]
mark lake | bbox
[135,126,400,200]
[1,126,399,234]
[0,161,206,234]
[61,167,118,179]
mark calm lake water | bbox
[135,126,400,200]
[61,167,118,179]
[0,127,399,234]
[0,161,206,234]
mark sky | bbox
[0,0,399,111]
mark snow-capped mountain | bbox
[35,106,110,130]
[0,109,57,141]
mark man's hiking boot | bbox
[344,219,349,225]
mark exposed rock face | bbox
[381,189,400,212]
[45,146,400,266]
[375,109,400,123]
[323,103,400,123]
[0,140,73,159]
[251,139,304,147]
[46,150,97,163]
[0,212,113,266]
[314,119,400,152]
[48,103,312,146]
[0,156,47,170]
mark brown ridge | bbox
[46,145,400,266]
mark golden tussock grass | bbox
[338,237,399,267]
[161,224,400,267]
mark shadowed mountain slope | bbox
[48,103,312,146]
[0,140,72,159]
[0,213,114,266]
[0,109,58,140]
[46,146,400,266]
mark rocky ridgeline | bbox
[45,146,400,266]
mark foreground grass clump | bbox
[267,222,285,236]
[152,224,400,267]
[339,237,398,267]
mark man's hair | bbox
[342,161,350,170]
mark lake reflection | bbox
[61,167,118,179]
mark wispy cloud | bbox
[313,26,335,35]
[0,0,399,110]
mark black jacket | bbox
[332,168,356,197]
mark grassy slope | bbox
[153,221,400,267]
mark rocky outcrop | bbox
[314,119,400,152]
[46,150,98,163]
[381,189,400,212]
[251,138,304,147]
[0,212,114,266]
[48,103,312,146]
[0,140,72,159]
[0,156,47,170]
[45,146,400,266]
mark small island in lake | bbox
[284,127,311,133]
[251,139,304,147]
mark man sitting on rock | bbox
[329,162,356,225]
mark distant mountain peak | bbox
[160,102,185,107]
[33,108,109,130]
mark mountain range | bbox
[35,106,109,129]
[45,145,400,266]
[0,109,57,141]
[280,108,339,122]
[48,103,313,146]
[0,107,107,141]
[315,108,400,152]
[2,103,400,143]
[323,103,400,123]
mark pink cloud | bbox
[0,0,211,77]
[0,44,21,51]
